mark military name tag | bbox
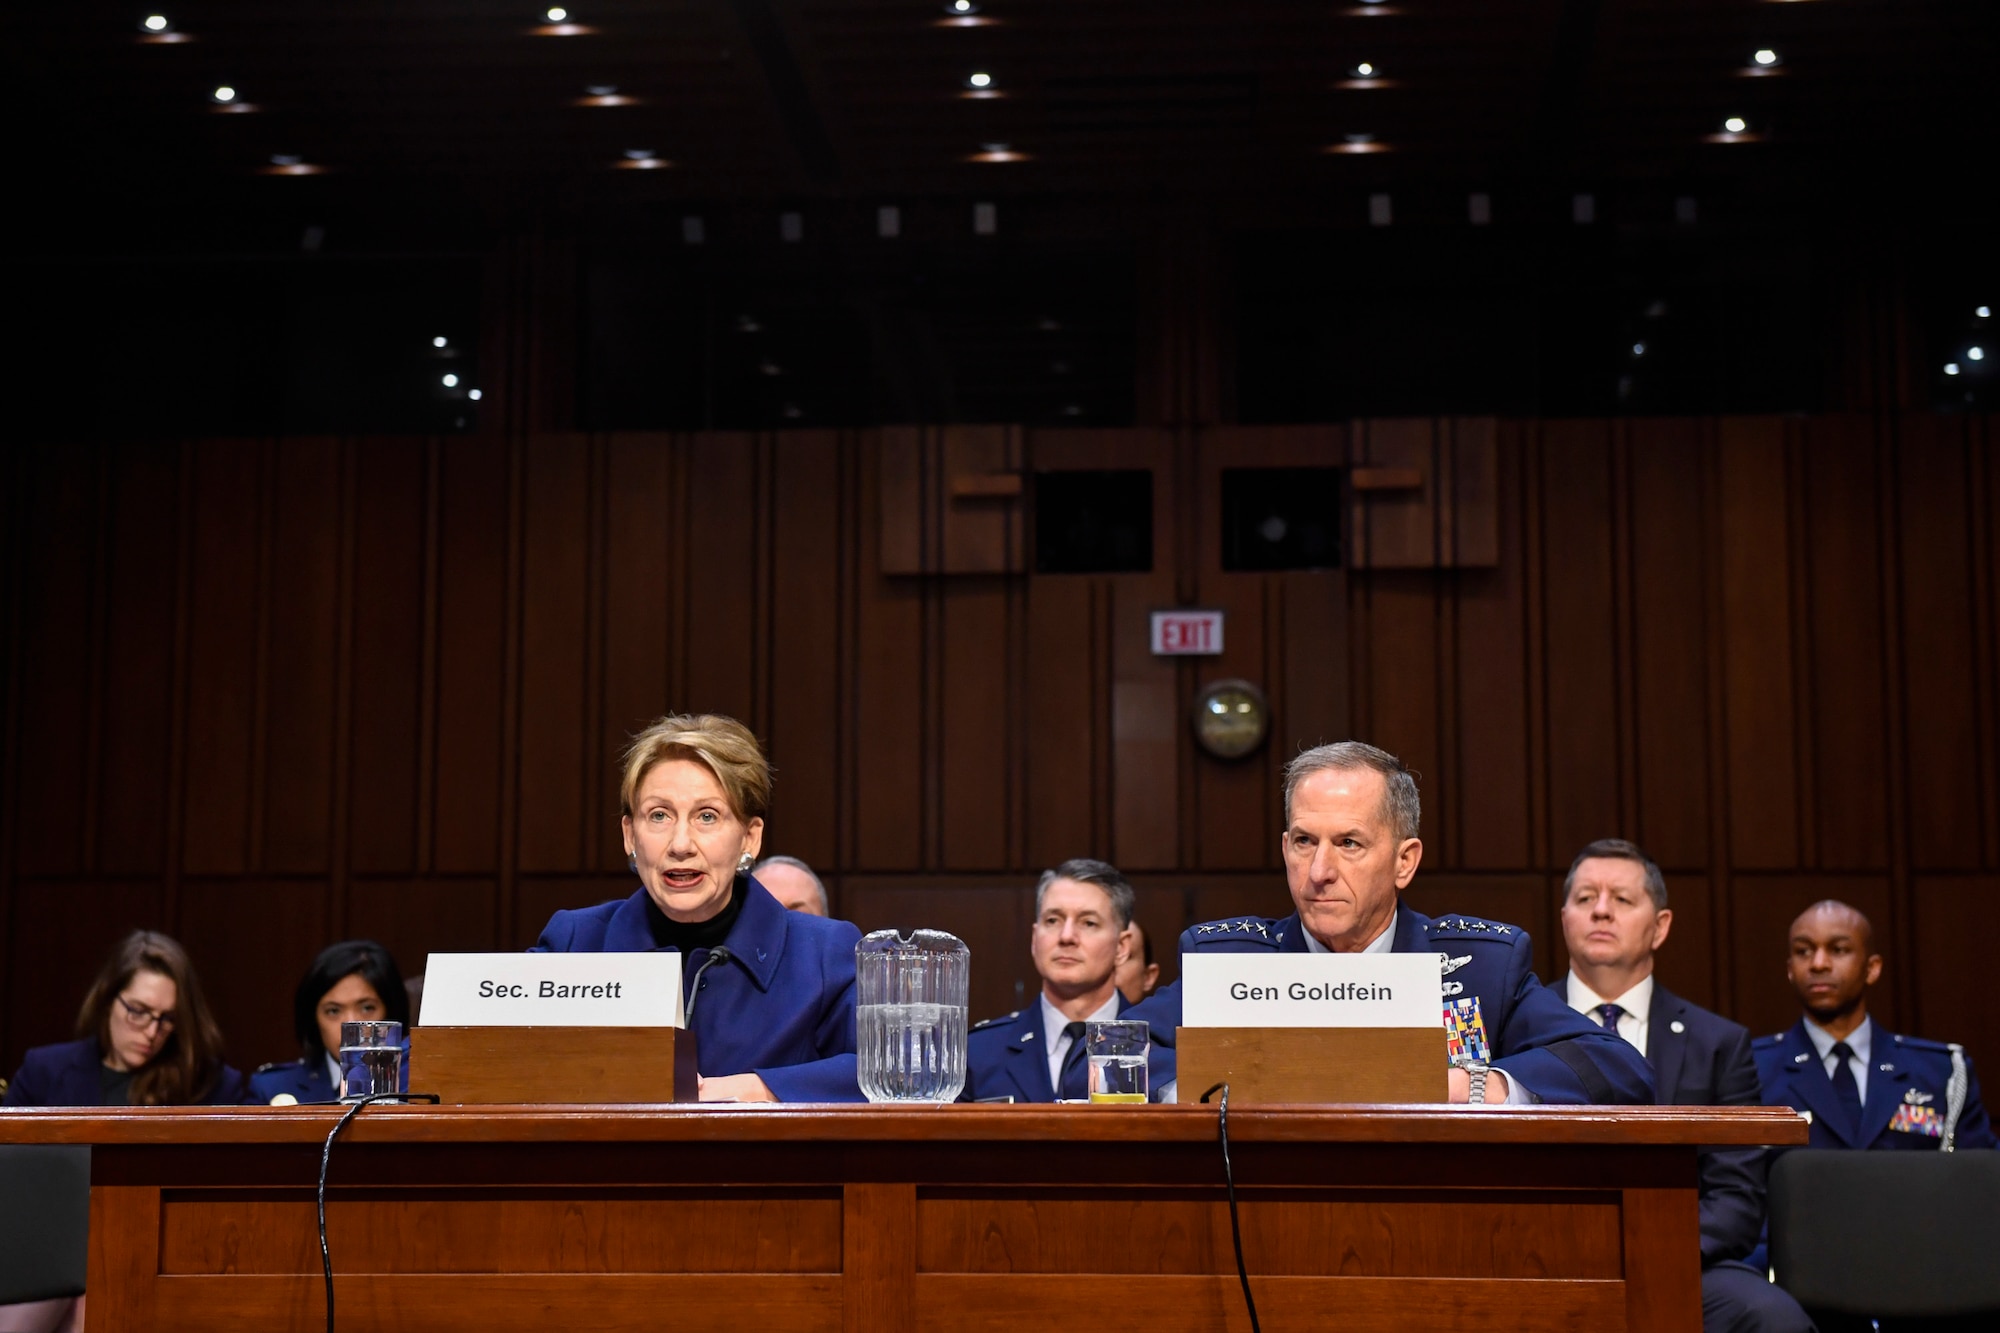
[419,953,684,1027]
[1181,954,1443,1028]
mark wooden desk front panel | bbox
[88,1138,1685,1333]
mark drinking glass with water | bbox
[1086,1019,1149,1103]
[855,929,969,1103]
[338,1020,404,1102]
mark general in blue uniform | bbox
[1130,903,1655,1104]
[536,875,862,1103]
[3,1037,247,1107]
[1754,1020,1995,1152]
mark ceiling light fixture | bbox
[469,389,483,401]
[1753,48,1779,66]
[442,373,460,387]
[1723,116,1747,133]
[546,5,566,19]
[969,142,1027,162]
[968,71,992,87]
[212,85,237,103]
[534,6,593,35]
[1944,363,1961,376]
[1354,62,1375,77]
[936,1,996,27]
[143,14,168,30]
[1631,342,1647,357]
[138,13,189,41]
[1970,346,1988,361]
[1978,306,1992,319]
[432,336,448,348]
[578,84,637,106]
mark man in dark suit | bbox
[1556,837,1813,1333]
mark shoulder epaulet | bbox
[1424,914,1520,939]
[1888,1032,1954,1054]
[252,1059,304,1075]
[1188,917,1280,942]
[970,1011,1022,1034]
[1753,1032,1786,1048]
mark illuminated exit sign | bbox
[1151,610,1224,656]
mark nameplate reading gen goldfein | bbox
[1180,953,1441,1028]
[421,953,683,1027]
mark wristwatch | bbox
[1458,1059,1489,1104]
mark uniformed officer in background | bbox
[1555,838,1813,1333]
[962,859,1163,1103]
[1755,900,1994,1152]
[1128,741,1653,1105]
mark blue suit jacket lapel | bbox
[1647,987,1689,1103]
[1856,1046,1910,1147]
[1777,1021,1858,1146]
[1002,1024,1056,1102]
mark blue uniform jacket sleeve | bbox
[1696,1025,1769,1263]
[1489,943,1654,1106]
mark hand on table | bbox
[697,1073,778,1103]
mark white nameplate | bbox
[1181,953,1441,1028]
[418,953,684,1028]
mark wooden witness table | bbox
[1,1103,1805,1333]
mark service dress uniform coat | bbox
[1754,1019,1996,1151]
[534,876,863,1103]
[249,1036,412,1104]
[1127,902,1654,1105]
[961,991,1172,1102]
[2,1037,248,1107]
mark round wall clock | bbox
[1192,678,1269,760]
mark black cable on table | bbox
[317,1092,438,1333]
[1201,1081,1260,1333]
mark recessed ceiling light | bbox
[143,14,169,31]
[1753,48,1779,66]
[1978,306,1992,319]
[1970,346,1988,361]
[443,373,460,387]
[546,5,567,19]
[968,71,992,88]
[1723,116,1747,133]
[212,85,237,103]
[1353,61,1375,77]
[432,336,448,348]
[949,0,976,11]
[469,389,483,401]
[624,148,654,159]
[1945,363,1961,376]
[1631,342,1647,357]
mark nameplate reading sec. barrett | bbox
[419,952,684,1027]
[1127,740,1655,1105]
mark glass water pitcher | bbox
[855,929,970,1103]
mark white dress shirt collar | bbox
[1803,1013,1873,1103]
[1564,970,1654,1058]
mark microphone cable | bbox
[1200,1081,1260,1333]
[684,945,735,1023]
[317,1091,438,1333]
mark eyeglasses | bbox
[115,994,177,1034]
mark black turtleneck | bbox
[643,874,748,953]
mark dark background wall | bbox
[4,418,1996,1080]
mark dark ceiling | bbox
[16,0,1997,209]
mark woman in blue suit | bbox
[4,930,245,1107]
[535,713,861,1103]
[250,940,411,1104]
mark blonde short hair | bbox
[619,713,772,822]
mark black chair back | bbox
[0,1146,90,1304]
[1770,1149,2000,1317]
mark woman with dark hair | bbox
[250,940,410,1104]
[3,930,244,1106]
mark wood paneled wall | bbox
[4,418,1997,1080]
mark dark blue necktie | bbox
[1595,1003,1625,1034]
[1829,1041,1863,1132]
[1058,1020,1089,1100]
